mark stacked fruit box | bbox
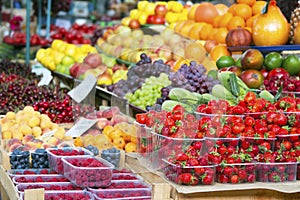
[135,93,300,185]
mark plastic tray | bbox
[257,162,297,182]
[46,147,93,174]
[216,162,257,184]
[162,158,215,186]
[62,156,114,188]
[16,182,82,194]
[20,190,94,200]
[12,174,69,185]
[7,168,57,178]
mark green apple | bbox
[62,55,75,66]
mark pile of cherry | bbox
[136,92,300,185]
[0,60,96,123]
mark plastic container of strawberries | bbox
[240,136,276,156]
[7,168,57,178]
[257,162,297,182]
[12,174,70,185]
[275,134,300,151]
[143,131,205,169]
[16,182,82,194]
[62,156,114,188]
[46,147,93,174]
[134,121,153,156]
[215,162,257,184]
[161,158,216,186]
[194,112,245,120]
[90,188,152,200]
[20,190,94,200]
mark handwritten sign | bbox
[67,74,97,103]
[65,117,98,137]
[31,66,53,86]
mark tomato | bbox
[266,68,290,81]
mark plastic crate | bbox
[257,162,297,182]
[162,158,215,186]
[62,156,114,188]
[215,162,257,184]
[12,174,69,185]
[46,147,93,174]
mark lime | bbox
[264,52,283,70]
[216,56,236,69]
[282,55,300,75]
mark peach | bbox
[41,142,54,149]
[111,114,129,125]
[22,135,35,144]
[6,138,22,149]
[24,142,38,151]
[86,128,101,136]
[8,143,23,152]
[95,118,111,130]
[47,137,60,146]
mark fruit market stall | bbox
[2,0,300,199]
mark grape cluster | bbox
[108,53,171,97]
[264,76,300,92]
[32,0,72,16]
[126,73,171,109]
[169,61,220,93]
[91,28,105,46]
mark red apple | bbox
[155,5,167,17]
[51,32,63,40]
[129,19,141,29]
[147,15,155,24]
[152,15,165,24]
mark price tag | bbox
[31,66,53,86]
[24,188,45,200]
[65,117,98,137]
[67,74,97,103]
[39,129,57,141]
[55,18,71,30]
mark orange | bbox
[246,14,259,28]
[214,27,228,44]
[236,0,256,6]
[252,1,267,16]
[227,16,246,30]
[210,44,231,61]
[194,2,219,24]
[204,40,219,53]
[213,15,222,28]
[184,42,207,63]
[179,20,194,37]
[233,3,252,20]
[188,4,199,20]
[188,22,206,40]
[208,28,218,40]
[174,20,186,33]
[218,13,233,28]
[228,3,237,14]
[199,23,213,40]
[215,3,229,15]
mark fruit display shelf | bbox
[227,44,300,53]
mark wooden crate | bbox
[125,155,300,200]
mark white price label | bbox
[55,18,71,30]
[31,66,53,86]
[65,117,98,137]
[67,74,97,103]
